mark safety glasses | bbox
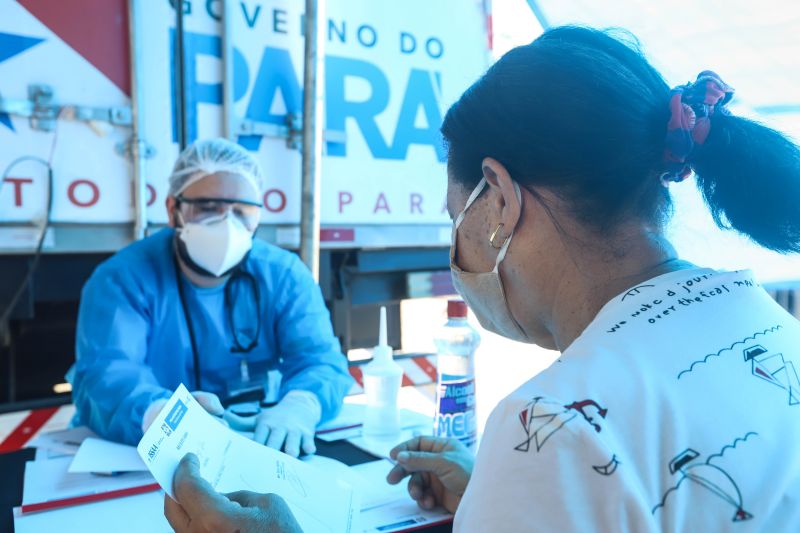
[176,195,262,230]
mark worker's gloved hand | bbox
[225,390,321,458]
[386,436,474,514]
[142,391,225,432]
[165,453,302,533]
[190,391,225,417]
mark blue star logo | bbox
[0,32,46,132]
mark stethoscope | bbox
[173,252,262,391]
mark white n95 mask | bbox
[450,178,532,343]
[178,212,253,277]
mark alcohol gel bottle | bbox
[434,299,481,448]
[362,307,403,436]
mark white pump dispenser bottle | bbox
[361,307,403,436]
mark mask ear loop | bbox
[492,181,528,338]
[491,181,523,271]
[451,178,524,272]
[450,179,488,271]
[453,178,488,229]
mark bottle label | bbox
[434,374,476,447]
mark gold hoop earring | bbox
[489,223,508,249]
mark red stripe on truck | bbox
[320,229,355,242]
[0,407,59,452]
[413,357,439,382]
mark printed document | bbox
[138,384,358,533]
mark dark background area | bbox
[0,247,452,412]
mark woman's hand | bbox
[165,453,302,533]
[386,436,474,513]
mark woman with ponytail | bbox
[164,27,800,533]
[384,26,800,532]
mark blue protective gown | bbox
[68,228,353,445]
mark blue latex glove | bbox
[225,390,321,457]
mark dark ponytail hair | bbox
[441,26,800,253]
[692,115,800,252]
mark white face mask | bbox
[450,178,533,343]
[178,212,253,277]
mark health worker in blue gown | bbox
[67,138,353,456]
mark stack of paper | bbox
[14,491,169,533]
[21,455,157,513]
[14,426,167,532]
[27,426,96,460]
[68,437,147,474]
[16,388,450,532]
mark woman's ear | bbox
[482,157,522,242]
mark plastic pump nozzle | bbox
[379,306,387,347]
[373,306,393,364]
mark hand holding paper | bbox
[165,453,302,533]
[137,384,357,533]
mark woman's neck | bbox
[546,233,694,352]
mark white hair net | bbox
[168,138,264,197]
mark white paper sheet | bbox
[301,455,366,490]
[23,456,155,506]
[347,426,432,462]
[349,460,453,532]
[14,491,170,533]
[317,405,433,442]
[137,384,358,533]
[302,455,454,532]
[69,437,147,473]
[19,455,448,533]
[350,460,408,510]
[360,499,453,533]
[316,403,365,433]
[27,426,97,459]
